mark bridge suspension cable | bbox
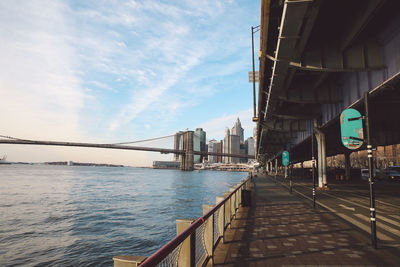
[112,134,175,145]
[0,133,175,146]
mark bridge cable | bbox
[111,134,175,145]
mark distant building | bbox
[208,139,218,163]
[153,161,180,169]
[231,118,244,143]
[246,137,255,161]
[229,135,240,163]
[240,143,247,163]
[223,128,230,163]
[194,128,206,163]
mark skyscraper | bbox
[194,128,206,163]
[231,118,244,143]
[246,137,255,160]
[223,128,230,163]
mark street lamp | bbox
[251,25,260,122]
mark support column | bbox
[345,151,351,181]
[275,158,278,176]
[314,120,328,188]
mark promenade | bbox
[210,175,400,266]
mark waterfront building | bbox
[194,128,206,163]
[231,118,244,143]
[208,139,218,163]
[153,161,180,169]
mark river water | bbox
[0,165,246,266]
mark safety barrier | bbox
[114,174,252,267]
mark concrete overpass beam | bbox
[293,41,385,72]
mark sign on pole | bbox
[282,150,289,166]
[248,71,259,83]
[340,108,364,150]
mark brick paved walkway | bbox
[210,175,400,266]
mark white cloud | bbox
[0,0,84,141]
[197,109,256,141]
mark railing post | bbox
[203,205,214,264]
[176,219,196,267]
[216,196,224,244]
[224,192,231,228]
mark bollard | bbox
[113,256,147,267]
[176,219,196,267]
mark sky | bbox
[0,0,260,166]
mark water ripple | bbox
[0,165,245,266]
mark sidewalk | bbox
[211,175,400,266]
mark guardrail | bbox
[114,173,253,267]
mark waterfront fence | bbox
[114,173,252,267]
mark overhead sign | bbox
[340,108,364,150]
[248,71,259,83]
[282,150,289,166]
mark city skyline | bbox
[0,1,260,166]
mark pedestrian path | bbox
[210,175,400,266]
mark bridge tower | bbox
[180,131,194,171]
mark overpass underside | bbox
[257,0,400,184]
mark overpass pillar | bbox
[180,131,194,171]
[314,120,328,188]
[344,151,351,181]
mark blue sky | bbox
[0,0,260,166]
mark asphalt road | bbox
[270,174,400,249]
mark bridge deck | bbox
[209,175,400,266]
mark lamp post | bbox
[251,25,260,122]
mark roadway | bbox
[273,174,400,248]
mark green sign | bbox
[340,108,364,150]
[282,150,289,166]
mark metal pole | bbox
[211,213,215,262]
[364,91,377,249]
[251,26,257,120]
[312,129,316,208]
[222,202,225,243]
[289,165,292,193]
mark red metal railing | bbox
[139,174,252,267]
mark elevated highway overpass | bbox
[256,0,400,187]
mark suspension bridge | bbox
[0,131,254,171]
